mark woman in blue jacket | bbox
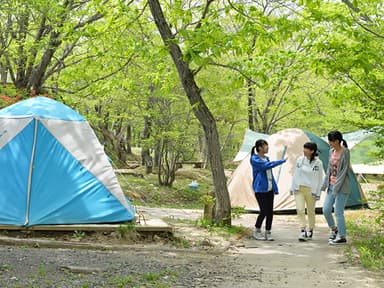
[250,139,287,241]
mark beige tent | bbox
[228,128,367,213]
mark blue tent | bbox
[0,97,135,226]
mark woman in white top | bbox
[290,142,324,241]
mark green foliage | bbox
[2,0,381,198]
[199,194,214,206]
[119,167,212,209]
[37,264,47,277]
[347,214,384,270]
[117,223,136,239]
[0,264,12,271]
[231,207,246,219]
[72,230,86,240]
[171,236,191,249]
[373,184,384,228]
[302,0,384,147]
[110,270,177,288]
[197,218,248,239]
[111,275,135,287]
[350,135,381,165]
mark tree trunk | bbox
[0,62,7,86]
[198,127,208,168]
[126,125,132,155]
[148,0,231,225]
[247,79,255,131]
[141,115,152,174]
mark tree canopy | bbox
[1,0,383,223]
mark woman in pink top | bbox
[321,131,351,245]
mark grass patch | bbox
[346,210,384,270]
[169,217,249,240]
[118,167,214,209]
[197,218,250,239]
[110,269,178,288]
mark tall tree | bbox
[147,0,231,225]
[0,0,126,95]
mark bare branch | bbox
[76,54,136,91]
[195,0,215,30]
[208,62,255,84]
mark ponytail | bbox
[251,139,268,155]
[328,130,348,148]
[251,145,257,156]
[303,142,318,163]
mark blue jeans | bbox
[322,185,349,237]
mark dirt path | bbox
[0,208,383,287]
[140,207,384,288]
[231,215,382,288]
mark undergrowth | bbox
[117,166,213,209]
[346,210,384,270]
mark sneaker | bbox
[329,237,347,245]
[306,230,313,240]
[253,230,266,241]
[265,231,274,241]
[329,229,338,242]
[298,230,307,242]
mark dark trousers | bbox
[255,191,274,231]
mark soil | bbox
[0,208,383,288]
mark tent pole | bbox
[24,118,38,226]
[276,145,287,183]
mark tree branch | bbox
[76,54,135,91]
[208,62,256,84]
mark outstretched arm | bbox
[251,156,286,171]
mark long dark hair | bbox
[251,139,268,156]
[328,130,348,148]
[303,142,318,163]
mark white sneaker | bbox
[298,230,307,242]
[328,229,338,242]
[265,231,274,241]
[253,230,266,241]
[329,236,347,245]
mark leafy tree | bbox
[147,0,231,225]
[0,0,115,95]
[303,0,384,156]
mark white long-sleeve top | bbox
[290,156,324,198]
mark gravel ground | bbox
[0,245,258,288]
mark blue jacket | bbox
[250,154,286,194]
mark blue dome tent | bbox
[0,97,135,226]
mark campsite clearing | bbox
[0,209,383,287]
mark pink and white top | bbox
[329,150,341,185]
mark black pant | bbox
[255,191,274,231]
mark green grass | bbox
[346,211,384,270]
[109,269,178,288]
[350,135,381,165]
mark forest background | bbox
[0,0,383,224]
